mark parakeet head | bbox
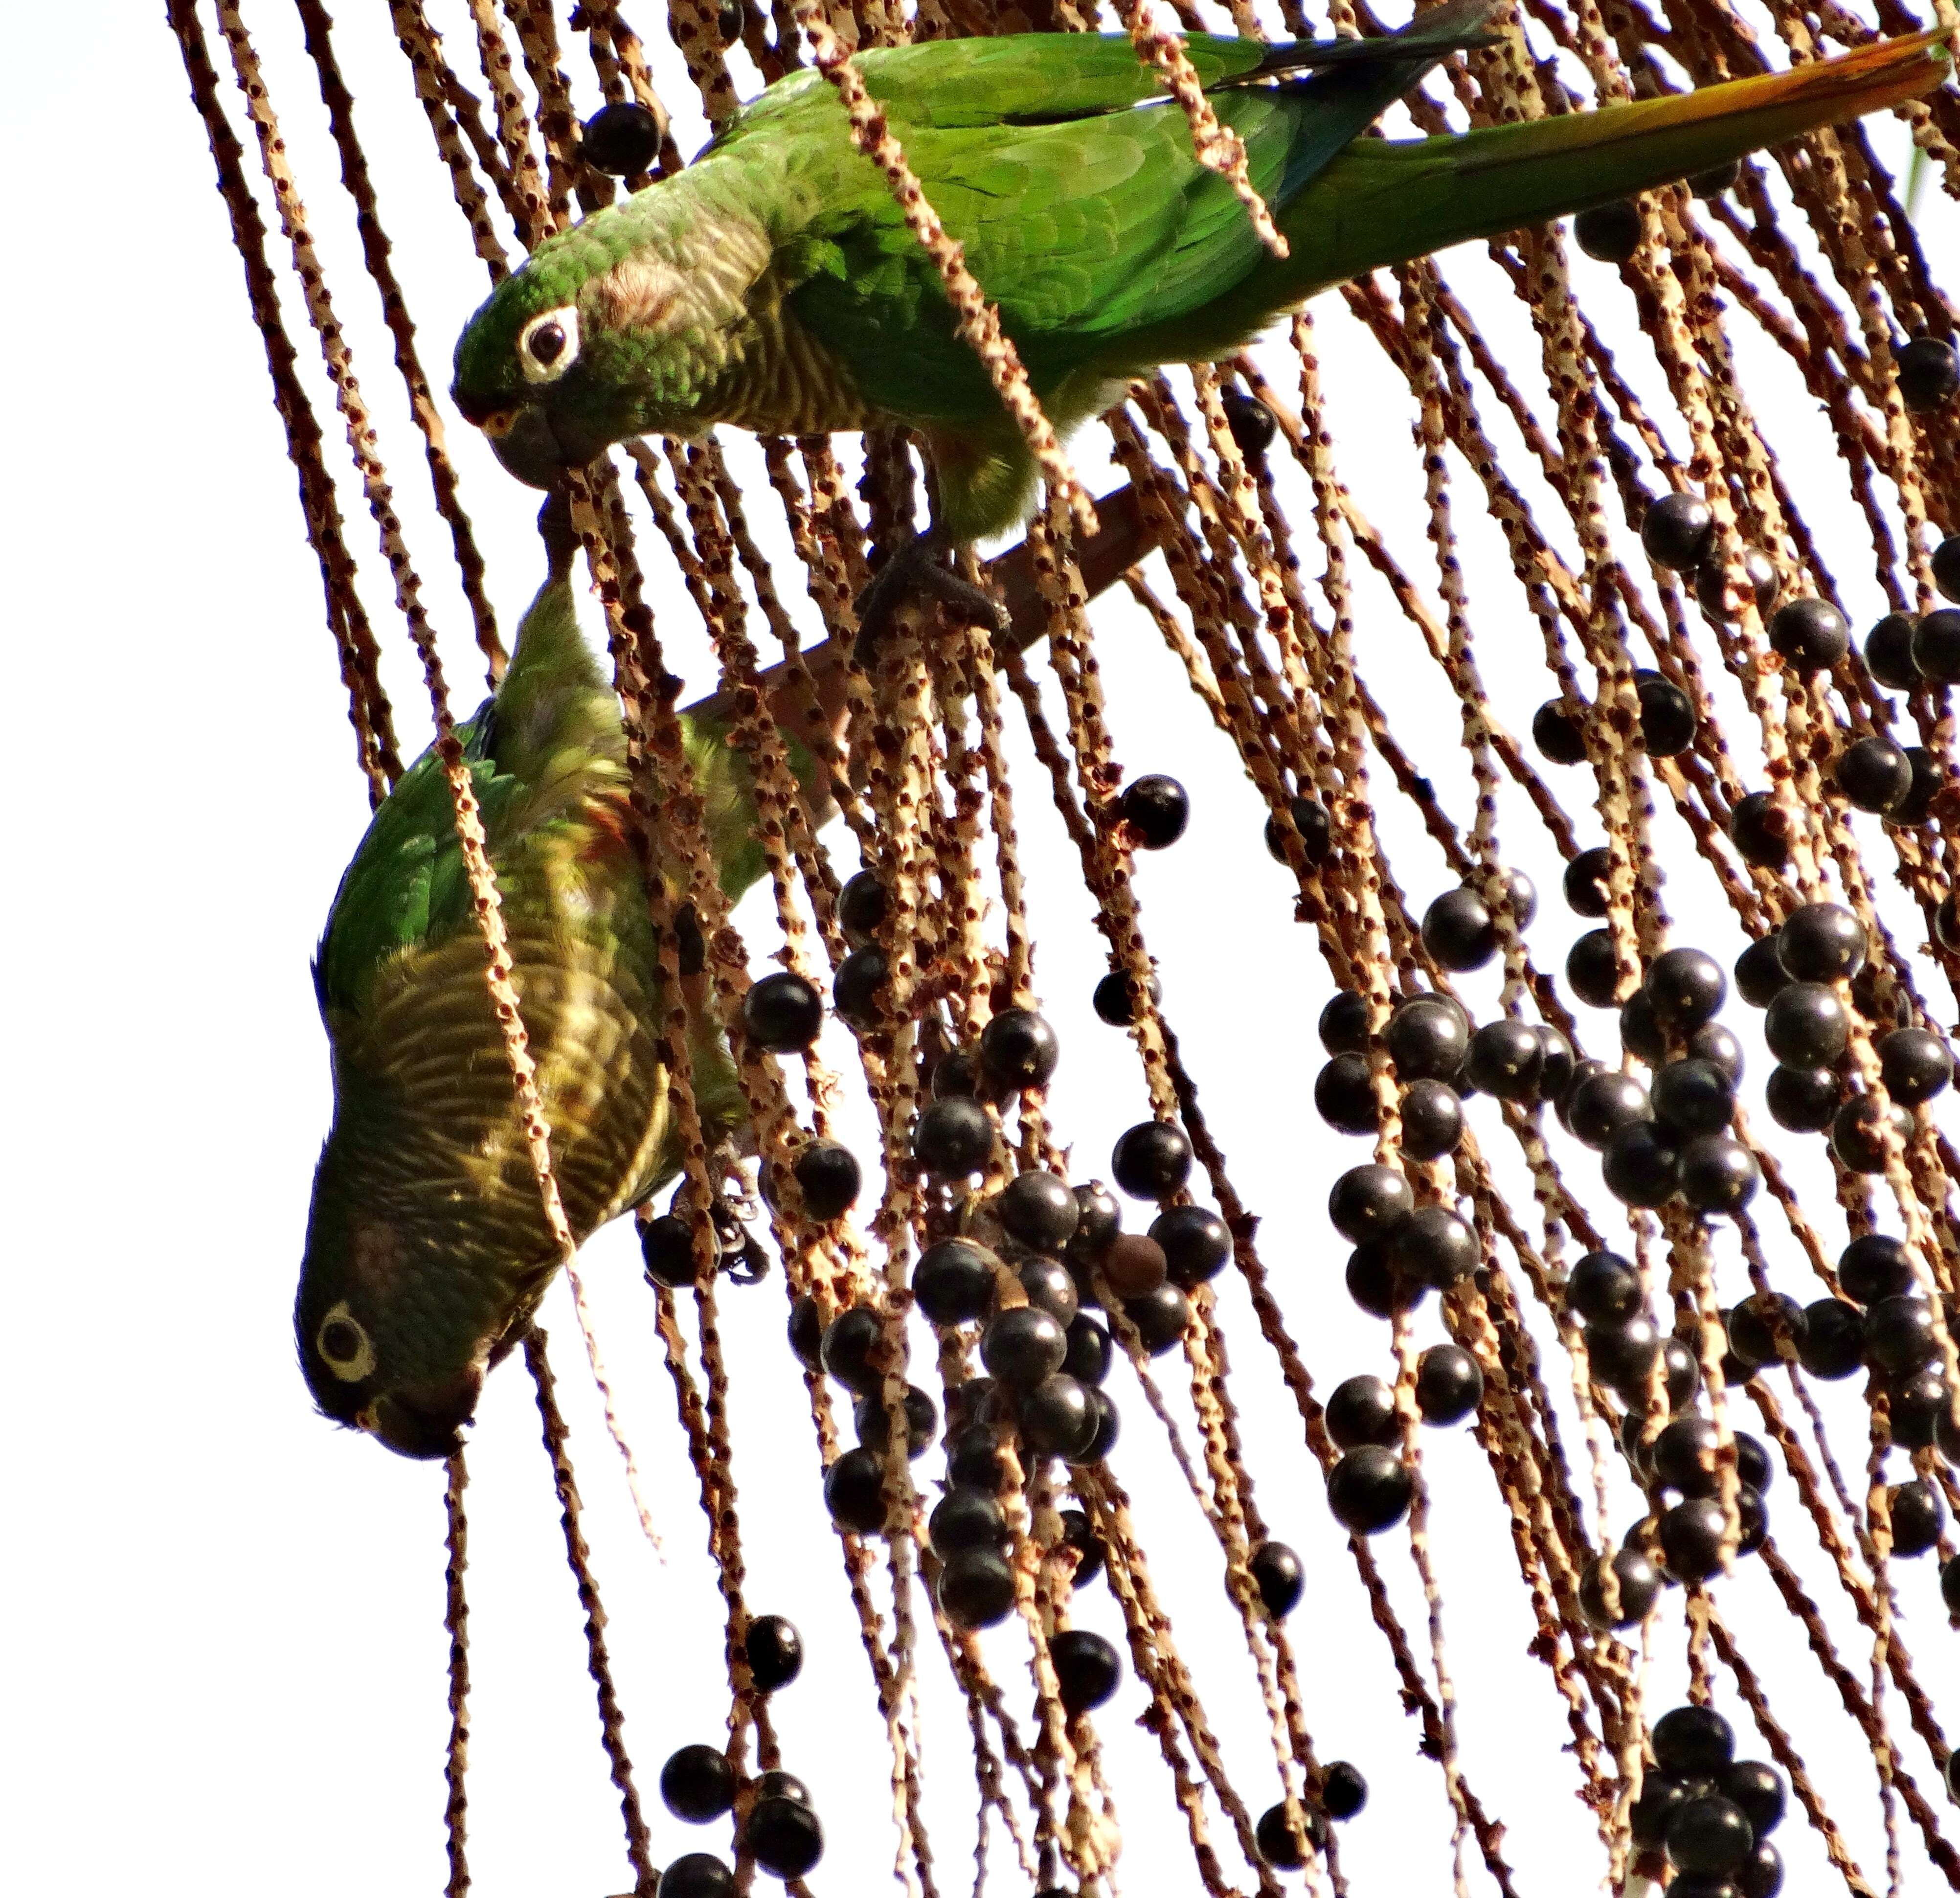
[451,192,765,488]
[294,1140,529,1460]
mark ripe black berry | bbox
[1416,1344,1483,1424]
[793,1140,861,1220]
[743,1793,825,1877]
[1865,612,1922,690]
[1830,1094,1912,1174]
[1092,968,1159,1025]
[1643,492,1716,572]
[824,1446,887,1533]
[914,1240,997,1327]
[1567,928,1624,1007]
[1691,1022,1745,1082]
[1222,387,1279,459]
[746,1616,804,1693]
[1063,1314,1113,1386]
[1935,533,1960,604]
[642,1212,708,1290]
[980,1008,1060,1091]
[1796,1298,1864,1379]
[581,99,665,176]
[1763,982,1848,1067]
[1111,1121,1193,1200]
[929,1488,1008,1559]
[1667,1795,1755,1877]
[743,971,825,1051]
[937,1549,1016,1628]
[1659,1497,1730,1582]
[1767,597,1849,675]
[1567,1250,1643,1326]
[1879,1026,1952,1103]
[1315,1054,1378,1134]
[914,1098,994,1177]
[1896,333,1960,412]
[1888,1479,1945,1557]
[832,945,889,1027]
[1327,1446,1413,1535]
[1020,1374,1098,1461]
[1620,989,1666,1065]
[1388,1204,1480,1290]
[1654,1703,1735,1775]
[1839,1233,1914,1306]
[1327,1374,1399,1449]
[1151,1204,1232,1288]
[1319,990,1371,1054]
[1733,935,1789,1008]
[1051,1628,1123,1714]
[1564,846,1613,917]
[1567,1070,1651,1150]
[1328,1164,1413,1242]
[1653,1058,1735,1135]
[1265,794,1333,865]
[837,868,887,943]
[1864,1295,1937,1376]
[1911,606,1960,683]
[1836,734,1914,813]
[1647,947,1728,1030]
[1577,1546,1661,1627]
[1123,1283,1191,1356]
[1676,1133,1759,1215]
[999,1170,1080,1250]
[1575,198,1642,262]
[946,1425,1007,1494]
[1256,1800,1327,1871]
[1465,1019,1544,1100]
[1422,886,1499,971]
[1601,1119,1680,1208]
[1695,545,1780,620]
[661,1853,736,1898]
[1533,699,1589,765]
[1121,774,1190,848]
[1722,1762,1786,1838]
[1637,673,1698,755]
[854,1385,938,1459]
[1323,1761,1368,1821]
[662,1743,737,1822]
[1728,791,1790,871]
[1402,1078,1466,1159]
[1764,1063,1840,1132]
[1385,995,1469,1080]
[1889,746,1939,826]
[1729,1292,1805,1366]
[1586,1312,1661,1392]
[982,1307,1068,1387]
[1249,1540,1304,1617]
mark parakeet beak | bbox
[358,1366,485,1461]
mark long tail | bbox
[1115,28,1949,365]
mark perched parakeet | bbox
[296,521,785,1459]
[451,5,1947,551]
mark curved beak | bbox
[358,1364,484,1460]
[488,406,578,491]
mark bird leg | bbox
[852,525,1010,668]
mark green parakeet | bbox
[296,522,784,1459]
[451,7,1947,545]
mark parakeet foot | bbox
[852,532,1011,668]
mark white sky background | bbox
[5,2,1958,1894]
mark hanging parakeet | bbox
[297,491,1158,1457]
[451,6,1947,573]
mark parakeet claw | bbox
[852,532,1011,668]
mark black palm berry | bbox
[1690,1023,1745,1083]
[581,99,665,175]
[1151,1205,1231,1288]
[1567,1250,1643,1326]
[1865,611,1922,689]
[1941,893,1960,953]
[824,1446,887,1533]
[1767,597,1849,675]
[1567,928,1624,1007]
[1575,198,1643,261]
[1840,1233,1914,1305]
[914,1097,995,1177]
[1059,1508,1105,1587]
[1741,1840,1786,1898]
[787,1296,823,1371]
[1728,791,1791,872]
[1016,1257,1080,1325]
[746,1616,804,1693]
[1051,1628,1123,1715]
[1422,886,1499,971]
[929,1050,984,1102]
[1935,533,1960,603]
[1655,1703,1736,1776]
[1880,1027,1952,1103]
[743,1793,825,1878]
[1659,1497,1730,1582]
[1327,1445,1413,1535]
[1912,607,1960,683]
[1250,1540,1305,1618]
[1620,989,1666,1065]
[1315,1054,1378,1134]
[1020,1374,1098,1460]
[716,0,744,44]
[1721,1762,1785,1839]
[1945,1556,1960,1619]
[1389,1205,1480,1290]
[1328,1374,1401,1449]
[1110,1120,1192,1200]
[929,1488,1008,1559]
[1586,1313,1661,1393]
[1667,1795,1755,1877]
[1602,1120,1680,1208]
[1533,699,1589,765]
[1891,1370,1949,1448]
[1402,1079,1466,1160]
[1654,1415,1722,1496]
[1733,935,1790,1009]
[1763,982,1849,1067]
[1256,1800,1327,1870]
[1653,1058,1736,1136]
[1079,1386,1122,1461]
[1729,1292,1806,1366]
[1556,1058,1609,1130]
[1866,1295,1937,1376]
[946,1425,1008,1494]
[1677,1134,1759,1215]
[1123,1283,1191,1356]
[938,1548,1016,1628]
[980,1008,1059,1091]
[743,971,825,1051]
[1092,968,1160,1026]
[661,1853,736,1898]
[1885,745,1939,827]
[1416,1344,1483,1424]
[821,1305,887,1395]
[1648,948,1729,1030]
[1500,868,1540,928]
[1265,794,1333,865]
[642,1212,708,1289]
[1465,1019,1544,1100]
[915,1240,997,1326]
[662,1743,737,1822]
[1778,902,1867,982]
[982,1307,1067,1387]
[1063,1314,1113,1387]
[1631,1775,1691,1849]
[1345,1243,1422,1319]
[1329,1164,1413,1242]
[1831,1094,1913,1174]
[1836,734,1914,813]
[1564,847,1613,917]
[1578,1546,1662,1628]
[1796,1299,1864,1379]
[1222,386,1279,458]
[1566,1070,1651,1151]
[1319,990,1371,1055]
[1071,1182,1122,1257]
[1643,492,1716,572]
[1765,1064,1840,1131]
[837,868,887,943]
[1121,774,1190,848]
[998,1171,1080,1251]
[832,945,889,1026]
[1897,333,1960,411]
[1696,545,1780,620]
[1541,1028,1584,1098]
[1322,1761,1368,1821]
[793,1141,861,1221]
[1637,672,1699,755]
[855,1384,938,1458]
[1384,995,1468,1079]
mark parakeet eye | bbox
[518,306,580,383]
[316,1302,377,1382]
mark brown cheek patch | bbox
[591,255,681,333]
[351,1221,406,1299]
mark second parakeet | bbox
[451,5,1948,547]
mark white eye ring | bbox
[316,1301,377,1382]
[518,305,580,384]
